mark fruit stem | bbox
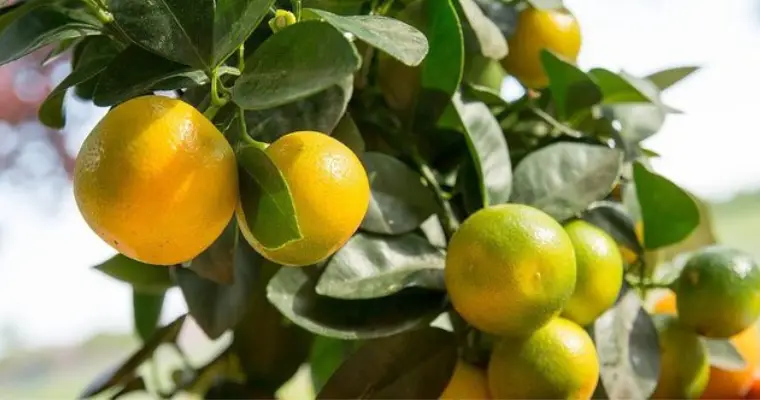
[235,106,268,151]
[291,0,302,21]
[628,279,673,291]
[203,70,230,121]
[82,0,113,25]
[413,152,459,240]
[237,44,245,71]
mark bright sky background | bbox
[1,0,760,355]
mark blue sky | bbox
[1,0,759,354]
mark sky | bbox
[1,0,760,354]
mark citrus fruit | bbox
[440,360,490,399]
[745,376,760,399]
[445,203,576,336]
[237,131,370,267]
[73,95,238,265]
[674,245,760,338]
[650,314,710,399]
[487,317,599,399]
[561,220,624,326]
[465,55,506,91]
[501,5,582,89]
[377,0,424,111]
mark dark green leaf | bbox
[110,0,273,69]
[307,8,428,66]
[472,0,519,38]
[317,232,446,300]
[540,50,602,120]
[463,82,507,107]
[331,113,365,155]
[237,144,302,250]
[93,45,207,107]
[456,0,508,59]
[133,289,165,342]
[702,338,746,371]
[109,376,147,399]
[588,68,656,105]
[303,0,365,15]
[185,219,237,285]
[233,21,360,110]
[582,201,642,255]
[310,336,360,394]
[633,162,699,250]
[645,66,700,91]
[79,314,187,399]
[93,254,174,294]
[511,142,622,222]
[267,267,447,339]
[317,327,457,399]
[360,152,438,235]
[526,0,565,9]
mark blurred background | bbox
[1,0,760,397]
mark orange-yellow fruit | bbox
[237,131,370,267]
[745,376,760,399]
[501,6,582,89]
[73,95,238,265]
[650,314,709,399]
[440,361,490,399]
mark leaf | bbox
[93,45,208,107]
[633,162,699,250]
[360,152,438,235]
[110,376,147,399]
[307,8,428,66]
[303,0,366,15]
[317,327,458,399]
[233,21,360,110]
[645,66,700,91]
[526,0,565,10]
[582,201,643,256]
[236,144,302,250]
[332,113,365,155]
[317,232,446,300]
[702,338,746,371]
[511,142,623,222]
[132,289,165,342]
[472,0,519,38]
[310,336,360,394]
[540,50,602,120]
[93,254,174,294]
[80,314,187,398]
[591,287,659,400]
[267,267,447,339]
[456,0,508,59]
[110,0,273,69]
[588,68,657,105]
[185,219,237,285]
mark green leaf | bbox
[236,144,302,250]
[110,376,147,399]
[702,337,746,371]
[472,0,519,38]
[633,162,699,250]
[310,336,360,394]
[456,0,508,59]
[93,45,208,107]
[316,232,446,300]
[307,8,428,66]
[110,0,273,69]
[303,0,365,15]
[233,21,360,110]
[582,201,643,256]
[80,314,187,399]
[184,219,237,285]
[331,113,366,156]
[645,66,700,91]
[511,142,622,222]
[133,289,165,342]
[360,152,438,235]
[463,82,507,107]
[540,50,602,120]
[316,327,458,399]
[93,254,174,294]
[267,267,447,339]
[588,68,657,105]
[526,0,565,9]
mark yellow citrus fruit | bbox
[440,360,491,399]
[445,204,576,336]
[501,6,582,89]
[488,317,599,399]
[675,245,760,338]
[650,314,710,399]
[561,220,624,326]
[73,95,238,265]
[237,131,370,267]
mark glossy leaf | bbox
[582,201,642,256]
[645,66,700,91]
[511,142,623,222]
[133,289,165,342]
[110,376,147,399]
[540,50,602,120]
[267,267,447,339]
[93,254,174,294]
[307,8,428,66]
[332,113,366,155]
[633,162,699,250]
[185,219,237,285]
[303,0,366,15]
[457,0,508,59]
[233,21,360,110]
[472,0,519,38]
[702,338,746,371]
[526,0,565,9]
[310,336,360,393]
[317,327,458,399]
[418,0,463,116]
[588,68,657,105]
[360,152,438,235]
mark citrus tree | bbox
[1,0,758,398]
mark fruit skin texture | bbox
[237,131,370,267]
[675,245,760,338]
[440,360,491,399]
[501,6,582,89]
[561,220,624,326]
[445,204,576,336]
[488,317,599,399]
[655,292,760,399]
[650,314,710,399]
[73,95,238,265]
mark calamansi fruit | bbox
[440,361,490,399]
[650,314,710,399]
[445,204,576,336]
[237,131,370,267]
[674,245,760,338]
[488,317,599,399]
[73,95,238,265]
[561,220,624,326]
[501,6,582,89]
